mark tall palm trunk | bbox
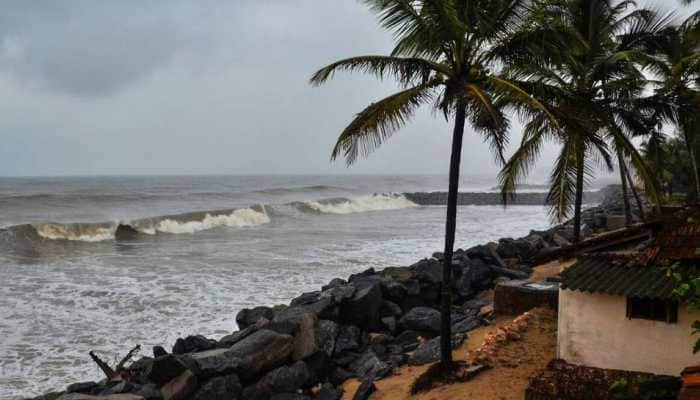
[440,102,466,366]
[624,164,646,221]
[573,146,585,243]
[685,132,700,204]
[616,148,632,226]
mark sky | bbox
[0,1,695,179]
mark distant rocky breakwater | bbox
[25,186,634,400]
[404,190,604,206]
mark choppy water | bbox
[0,175,554,398]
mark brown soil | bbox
[529,259,575,282]
[342,308,558,400]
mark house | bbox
[557,207,700,376]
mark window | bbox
[626,297,678,323]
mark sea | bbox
[0,175,559,399]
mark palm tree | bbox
[498,0,664,241]
[311,0,551,365]
[646,11,700,203]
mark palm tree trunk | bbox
[616,148,632,226]
[573,147,585,243]
[440,102,466,366]
[624,164,646,222]
[683,128,700,204]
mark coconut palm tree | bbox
[646,11,700,203]
[498,0,665,241]
[311,0,552,365]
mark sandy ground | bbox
[529,259,575,282]
[342,308,558,400]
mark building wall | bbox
[558,289,700,376]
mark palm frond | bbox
[331,81,437,165]
[310,55,449,87]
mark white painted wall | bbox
[557,289,700,376]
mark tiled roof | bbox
[560,256,677,299]
[561,207,700,299]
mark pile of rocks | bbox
[27,186,632,400]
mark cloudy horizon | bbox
[0,1,694,181]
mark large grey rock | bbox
[65,382,98,394]
[348,351,392,380]
[407,334,465,366]
[318,319,339,357]
[236,306,274,330]
[146,354,190,385]
[160,370,197,400]
[228,329,294,381]
[242,361,310,399]
[270,307,319,361]
[191,348,241,377]
[191,373,242,400]
[56,395,144,400]
[398,307,441,333]
[351,378,376,400]
[334,325,362,355]
[452,316,481,334]
[340,279,382,331]
[172,335,216,354]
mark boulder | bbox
[321,284,355,304]
[65,382,98,394]
[172,335,217,354]
[452,317,481,334]
[318,319,339,357]
[348,351,392,380]
[269,395,311,400]
[98,382,137,396]
[303,351,331,384]
[132,384,160,400]
[334,325,363,355]
[237,306,275,330]
[316,383,343,400]
[191,374,242,400]
[251,360,310,397]
[160,370,198,400]
[398,307,441,333]
[269,307,319,361]
[227,329,295,381]
[147,354,190,385]
[489,266,530,280]
[290,291,321,306]
[380,317,396,334]
[460,258,494,292]
[153,346,168,357]
[379,301,402,318]
[322,278,347,291]
[190,348,241,378]
[410,259,443,284]
[340,279,383,331]
[351,378,376,400]
[380,279,407,302]
[219,324,260,348]
[56,395,144,400]
[408,334,465,366]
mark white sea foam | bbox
[33,223,116,242]
[304,194,418,214]
[153,207,270,234]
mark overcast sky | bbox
[0,1,694,179]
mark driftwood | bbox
[89,345,141,382]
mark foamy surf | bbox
[33,223,117,242]
[302,194,417,214]
[148,207,270,234]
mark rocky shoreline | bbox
[25,186,638,400]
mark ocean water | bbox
[0,175,554,399]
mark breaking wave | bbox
[294,194,418,215]
[139,207,271,235]
[0,193,420,245]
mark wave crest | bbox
[299,194,417,215]
[33,223,116,242]
[148,207,270,235]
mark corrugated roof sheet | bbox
[561,256,677,299]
